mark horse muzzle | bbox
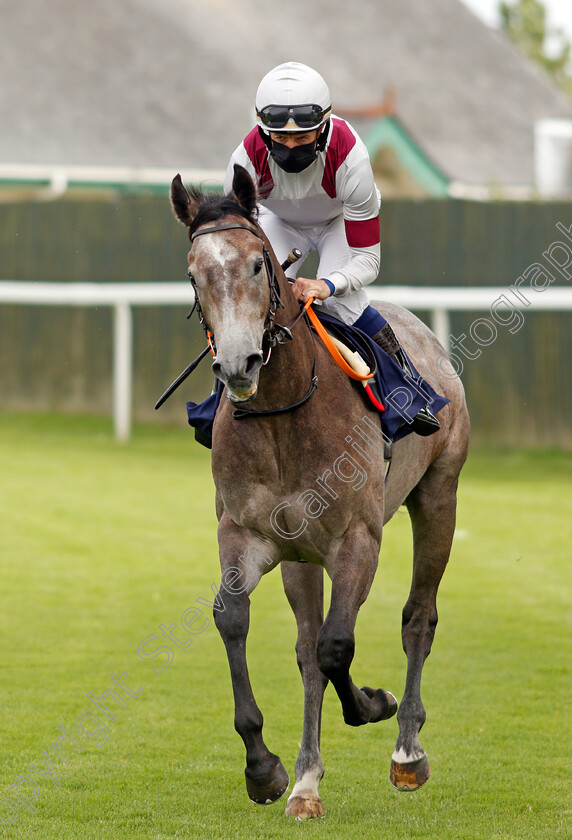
[212,351,264,403]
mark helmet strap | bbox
[258,125,273,151]
[316,120,330,151]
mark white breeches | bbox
[258,209,370,325]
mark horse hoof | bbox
[245,758,289,805]
[389,754,430,791]
[361,687,398,722]
[285,795,325,820]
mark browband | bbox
[191,222,263,241]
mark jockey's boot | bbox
[372,322,441,437]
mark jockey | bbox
[224,62,440,435]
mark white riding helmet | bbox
[255,62,332,133]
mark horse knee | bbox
[295,642,309,674]
[316,628,355,680]
[295,634,320,670]
[234,703,264,739]
[401,602,438,657]
[213,590,250,641]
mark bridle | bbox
[190,222,298,360]
[188,221,318,420]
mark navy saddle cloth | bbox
[186,311,449,449]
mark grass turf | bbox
[0,412,570,839]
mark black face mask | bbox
[269,140,318,173]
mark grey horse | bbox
[170,165,470,819]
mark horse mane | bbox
[187,187,258,238]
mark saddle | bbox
[307,309,392,465]
[310,309,449,444]
[304,304,385,414]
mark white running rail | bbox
[1,281,570,441]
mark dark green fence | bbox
[0,195,570,445]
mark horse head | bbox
[170,165,280,403]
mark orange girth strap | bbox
[304,299,375,381]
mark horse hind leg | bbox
[281,562,328,820]
[390,458,461,792]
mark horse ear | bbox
[170,174,198,227]
[231,164,257,215]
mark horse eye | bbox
[253,258,263,276]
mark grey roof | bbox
[2,0,572,186]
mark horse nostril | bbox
[244,353,263,376]
[211,353,262,384]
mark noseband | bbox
[190,222,291,356]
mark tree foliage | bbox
[500,0,572,93]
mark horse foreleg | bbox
[281,562,328,820]
[391,470,459,791]
[214,522,289,805]
[317,528,397,728]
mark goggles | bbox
[256,103,331,130]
